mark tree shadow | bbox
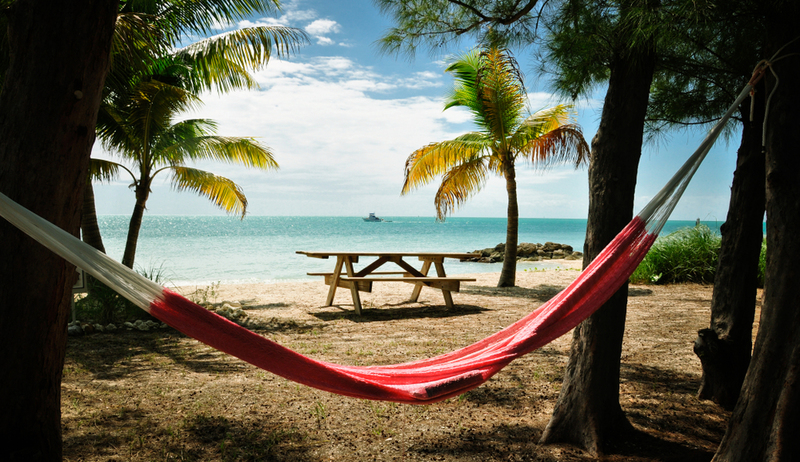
[67,328,277,379]
[462,284,567,301]
[620,362,727,455]
[62,407,315,461]
[602,427,716,462]
[409,423,566,461]
[309,303,489,323]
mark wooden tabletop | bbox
[296,251,477,260]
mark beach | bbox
[173,259,585,323]
[62,263,736,461]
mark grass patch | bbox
[631,225,721,284]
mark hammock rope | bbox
[0,81,754,404]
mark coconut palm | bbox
[95,75,278,268]
[78,0,306,256]
[402,48,590,287]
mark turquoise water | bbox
[96,216,723,286]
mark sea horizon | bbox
[94,215,727,287]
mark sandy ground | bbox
[173,260,586,323]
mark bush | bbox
[630,225,721,284]
[74,263,170,324]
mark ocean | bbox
[95,215,723,286]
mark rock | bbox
[517,243,538,258]
[469,241,579,263]
[67,324,83,336]
[94,324,104,333]
[105,323,117,332]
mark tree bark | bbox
[712,7,800,459]
[539,45,656,455]
[498,159,519,287]
[122,180,150,268]
[81,182,106,253]
[694,90,765,410]
[0,1,117,460]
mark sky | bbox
[92,0,741,221]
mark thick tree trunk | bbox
[712,9,800,459]
[0,1,116,460]
[539,46,656,455]
[81,182,106,253]
[498,160,519,287]
[122,182,150,268]
[695,93,765,410]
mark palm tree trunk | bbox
[80,182,106,253]
[122,183,149,268]
[498,160,519,287]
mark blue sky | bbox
[92,0,740,221]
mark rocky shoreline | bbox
[468,242,582,263]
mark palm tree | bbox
[402,48,589,287]
[95,75,278,268]
[79,0,306,259]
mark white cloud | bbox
[305,19,340,36]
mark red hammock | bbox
[149,217,654,403]
[0,82,753,404]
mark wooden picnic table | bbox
[296,251,477,315]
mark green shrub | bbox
[74,263,170,324]
[630,225,722,284]
[757,239,766,288]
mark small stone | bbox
[67,324,83,336]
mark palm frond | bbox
[149,0,282,40]
[434,157,490,220]
[161,133,278,170]
[174,26,308,93]
[87,159,132,183]
[402,135,490,194]
[515,124,590,168]
[169,166,248,218]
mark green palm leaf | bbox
[87,159,135,184]
[174,26,309,93]
[164,134,278,170]
[169,166,249,217]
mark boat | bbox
[362,213,384,222]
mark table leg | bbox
[325,256,344,306]
[410,260,431,302]
[434,260,454,308]
[343,256,363,315]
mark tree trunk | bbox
[694,90,765,410]
[498,159,519,287]
[81,182,106,253]
[122,181,150,268]
[712,8,800,459]
[540,46,656,455]
[0,1,116,460]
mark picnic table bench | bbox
[296,251,477,315]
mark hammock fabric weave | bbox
[0,83,754,404]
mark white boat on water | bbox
[362,213,383,222]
